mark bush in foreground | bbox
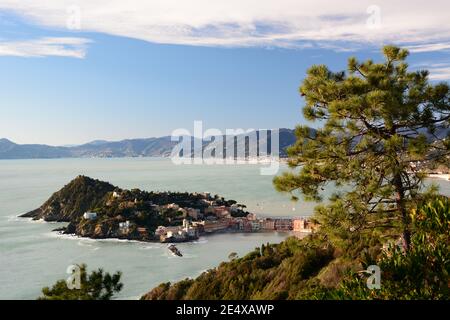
[38,264,123,300]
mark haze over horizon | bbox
[0,127,296,147]
[1,1,450,145]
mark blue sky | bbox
[0,1,450,145]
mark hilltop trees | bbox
[274,46,450,251]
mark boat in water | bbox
[168,244,183,257]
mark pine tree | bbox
[274,46,450,251]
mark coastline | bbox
[44,224,297,244]
[46,229,164,245]
[427,173,450,181]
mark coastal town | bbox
[81,188,317,243]
[151,207,315,243]
[153,212,317,243]
[22,175,317,244]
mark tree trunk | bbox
[393,172,411,252]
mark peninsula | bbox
[20,176,314,242]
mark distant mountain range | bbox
[0,129,298,160]
[3,126,447,160]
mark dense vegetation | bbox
[143,236,334,300]
[322,196,450,299]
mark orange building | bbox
[293,218,317,233]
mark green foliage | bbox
[319,197,450,300]
[38,264,123,300]
[274,45,450,250]
[228,252,239,261]
[36,175,115,222]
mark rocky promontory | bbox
[21,176,115,222]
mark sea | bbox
[0,158,448,299]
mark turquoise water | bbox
[0,158,449,300]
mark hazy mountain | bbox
[0,129,298,160]
[203,128,297,158]
[2,126,447,160]
[0,138,71,159]
[69,137,178,158]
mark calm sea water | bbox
[0,158,449,300]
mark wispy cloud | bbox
[406,43,450,53]
[428,64,450,81]
[0,0,449,52]
[0,37,91,58]
[413,62,450,81]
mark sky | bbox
[0,1,450,146]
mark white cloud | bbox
[0,0,449,51]
[0,37,91,58]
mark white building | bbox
[83,212,97,220]
[119,221,131,234]
[166,203,180,210]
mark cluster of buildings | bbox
[237,215,317,233]
[156,219,199,242]
[153,212,317,243]
[84,189,318,243]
